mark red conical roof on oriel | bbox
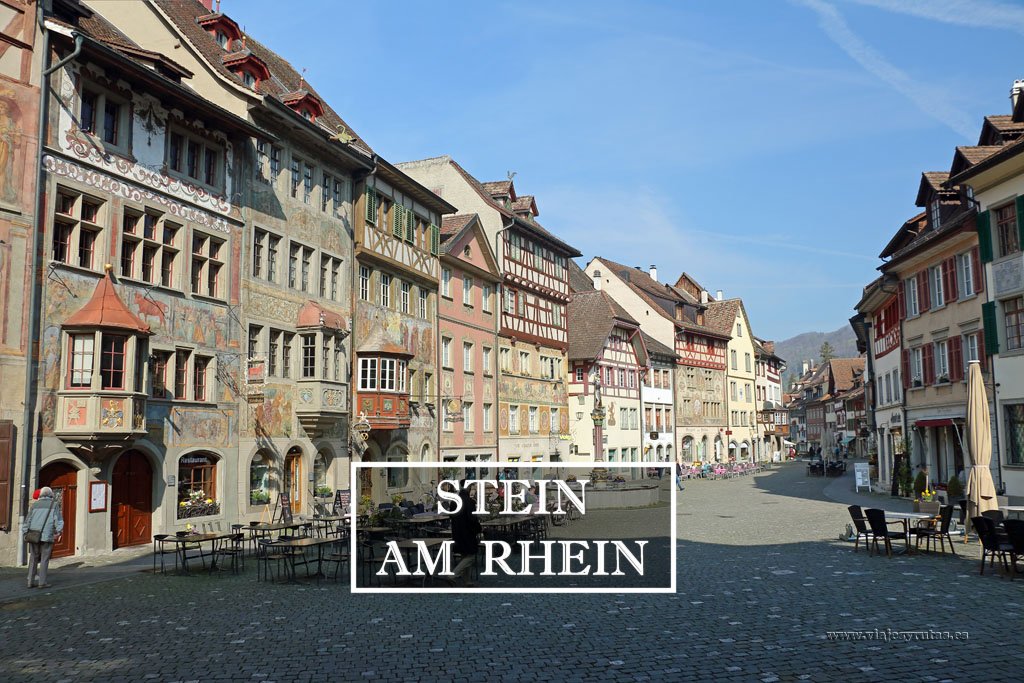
[63,266,152,333]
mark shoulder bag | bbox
[24,499,55,545]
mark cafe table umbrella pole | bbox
[964,360,999,543]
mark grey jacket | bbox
[23,498,65,543]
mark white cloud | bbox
[793,0,977,139]
[844,0,1024,34]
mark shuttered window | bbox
[977,210,994,263]
[365,186,377,224]
[0,421,12,532]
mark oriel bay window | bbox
[58,270,152,440]
[356,348,412,429]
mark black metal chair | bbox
[971,516,1012,575]
[864,508,906,557]
[256,539,292,582]
[152,534,177,574]
[912,505,956,555]
[215,533,246,575]
[1002,519,1024,580]
[847,505,872,552]
[982,509,1005,525]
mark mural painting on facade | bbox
[100,398,125,429]
[65,398,87,427]
[168,406,237,448]
[497,376,567,406]
[250,384,293,438]
[0,82,37,210]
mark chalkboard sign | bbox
[333,489,351,516]
[854,463,870,493]
[276,492,293,524]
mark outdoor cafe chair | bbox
[1002,519,1024,580]
[864,508,906,558]
[846,505,873,552]
[911,505,956,555]
[971,516,1012,576]
[152,534,178,574]
[256,539,292,583]
[215,533,246,575]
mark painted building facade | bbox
[19,5,263,561]
[0,0,43,562]
[437,214,500,471]
[395,156,580,469]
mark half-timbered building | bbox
[567,285,648,472]
[395,156,581,469]
[351,160,453,502]
[587,259,729,463]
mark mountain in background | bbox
[774,324,859,389]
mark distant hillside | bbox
[775,325,859,388]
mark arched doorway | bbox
[111,450,152,549]
[284,447,303,512]
[39,462,77,559]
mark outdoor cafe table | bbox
[310,515,350,537]
[161,531,235,574]
[1001,505,1024,519]
[265,536,339,584]
[480,514,536,541]
[885,511,935,554]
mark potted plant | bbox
[315,486,333,499]
[946,475,964,503]
[898,459,913,498]
[250,489,270,506]
[917,487,940,516]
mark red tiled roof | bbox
[153,0,373,155]
[878,211,927,260]
[296,301,346,332]
[568,290,640,361]
[480,180,514,199]
[444,159,580,256]
[703,299,741,337]
[64,270,151,333]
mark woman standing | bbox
[22,486,64,589]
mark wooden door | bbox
[39,462,77,559]
[111,451,152,549]
[285,451,302,512]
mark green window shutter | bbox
[1017,196,1024,248]
[977,210,993,263]
[405,210,415,242]
[430,223,439,255]
[365,186,377,224]
[393,204,404,238]
[982,300,1000,355]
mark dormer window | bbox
[215,30,229,49]
[282,91,324,123]
[930,199,941,229]
[242,71,255,87]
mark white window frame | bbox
[359,357,377,390]
[463,275,473,306]
[441,268,452,298]
[957,251,975,299]
[930,265,945,308]
[935,340,949,382]
[905,277,919,317]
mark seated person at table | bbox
[449,480,481,585]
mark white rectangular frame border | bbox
[349,461,677,594]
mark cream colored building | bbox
[706,299,758,460]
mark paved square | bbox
[2,463,1022,682]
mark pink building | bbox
[438,215,501,471]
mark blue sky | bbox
[232,0,1024,341]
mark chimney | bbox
[716,289,723,301]
[593,269,602,291]
[1012,79,1024,110]
[700,290,708,304]
[802,361,809,375]
[199,0,214,10]
[649,264,658,282]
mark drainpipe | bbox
[492,215,514,465]
[17,9,84,564]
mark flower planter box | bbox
[913,500,940,515]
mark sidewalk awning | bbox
[915,418,954,428]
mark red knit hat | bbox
[32,488,41,500]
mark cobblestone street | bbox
[2,462,1023,682]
